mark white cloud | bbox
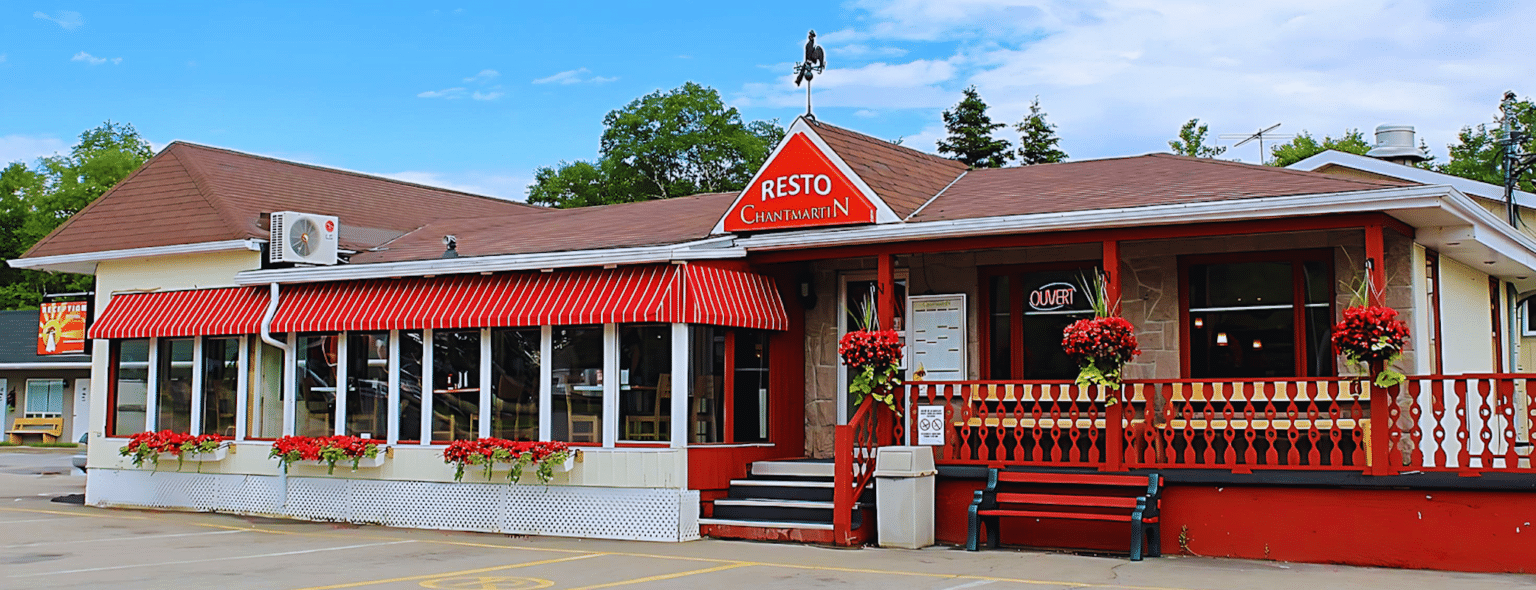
[532,68,617,85]
[0,134,67,165]
[762,0,1536,162]
[464,69,499,83]
[0,54,6,63]
[417,87,466,99]
[34,10,83,30]
[71,51,120,66]
[382,170,533,202]
[471,91,504,101]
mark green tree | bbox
[527,83,784,207]
[0,121,153,309]
[1268,129,1371,167]
[937,86,1012,168]
[1438,94,1536,191]
[1013,97,1067,165]
[1169,118,1226,158]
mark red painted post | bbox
[832,423,852,545]
[1103,240,1122,314]
[1363,225,1392,476]
[1365,224,1385,307]
[877,252,896,332]
[1102,240,1124,471]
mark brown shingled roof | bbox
[805,119,967,218]
[23,142,543,258]
[353,192,736,264]
[910,153,1414,222]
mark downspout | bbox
[259,283,289,507]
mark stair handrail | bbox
[833,394,892,545]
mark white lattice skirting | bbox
[86,469,700,542]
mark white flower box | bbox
[157,442,229,464]
[488,453,576,475]
[309,445,389,470]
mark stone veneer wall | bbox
[799,230,1415,458]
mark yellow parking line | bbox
[288,553,603,590]
[562,563,751,590]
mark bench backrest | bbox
[988,470,1161,500]
[9,417,64,433]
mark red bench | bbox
[966,470,1162,560]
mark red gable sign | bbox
[723,132,880,232]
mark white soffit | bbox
[7,239,266,275]
[1289,150,1536,209]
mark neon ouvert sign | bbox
[723,132,879,232]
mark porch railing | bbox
[832,395,894,545]
[902,375,1535,475]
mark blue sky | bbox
[3,2,1534,201]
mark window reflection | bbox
[551,326,603,443]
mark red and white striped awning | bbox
[89,287,271,339]
[270,263,787,333]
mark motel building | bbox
[10,117,1536,573]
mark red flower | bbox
[838,329,902,369]
[1331,305,1409,363]
[1061,316,1141,367]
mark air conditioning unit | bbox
[268,211,339,265]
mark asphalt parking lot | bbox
[1,449,1532,590]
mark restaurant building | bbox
[11,117,1536,571]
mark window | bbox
[688,326,771,444]
[980,263,1098,380]
[110,340,150,436]
[246,338,284,439]
[551,326,603,443]
[295,334,338,437]
[158,338,195,433]
[25,379,65,417]
[346,332,390,438]
[732,330,771,442]
[619,325,671,442]
[838,273,907,423]
[431,330,481,442]
[399,330,424,443]
[201,336,240,436]
[491,328,541,441]
[1183,251,1334,378]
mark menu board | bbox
[907,294,966,381]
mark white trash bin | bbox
[873,446,937,549]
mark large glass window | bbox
[25,379,64,417]
[295,334,338,437]
[1185,252,1333,378]
[620,325,671,442]
[491,328,540,441]
[111,340,150,436]
[246,339,284,439]
[200,336,240,436]
[399,331,424,442]
[690,327,726,443]
[981,264,1097,380]
[346,332,390,438]
[688,326,770,444]
[431,330,481,442]
[157,338,194,433]
[551,326,603,443]
[733,330,771,443]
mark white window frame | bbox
[24,378,65,418]
[836,270,909,425]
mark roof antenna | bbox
[1220,123,1294,165]
[793,29,826,121]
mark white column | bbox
[387,330,400,445]
[539,326,552,441]
[145,338,160,431]
[670,323,689,448]
[235,336,249,441]
[282,333,296,436]
[602,324,619,447]
[334,333,349,436]
[189,337,204,434]
[420,329,434,445]
[479,327,492,439]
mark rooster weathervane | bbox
[793,29,827,120]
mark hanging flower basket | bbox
[119,431,228,472]
[442,439,574,484]
[1331,305,1410,387]
[838,329,904,414]
[1060,272,1140,393]
[269,435,386,475]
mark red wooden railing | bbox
[1381,375,1536,474]
[833,395,894,546]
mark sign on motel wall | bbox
[723,132,880,232]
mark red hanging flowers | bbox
[269,435,383,475]
[119,430,226,471]
[442,438,573,484]
[839,329,904,413]
[1331,304,1410,386]
[1061,316,1141,389]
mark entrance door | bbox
[836,272,907,424]
[72,379,90,441]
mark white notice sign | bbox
[916,405,946,446]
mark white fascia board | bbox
[735,185,1457,251]
[709,118,902,235]
[7,239,265,275]
[1289,150,1536,208]
[234,237,744,285]
[0,362,92,370]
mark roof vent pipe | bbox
[1366,125,1428,165]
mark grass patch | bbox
[28,442,79,448]
[0,442,16,447]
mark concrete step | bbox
[751,460,834,478]
[698,518,833,531]
[714,498,835,509]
